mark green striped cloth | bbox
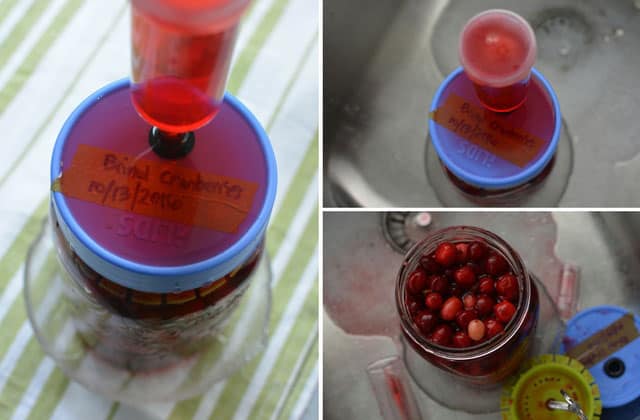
[0,0,318,419]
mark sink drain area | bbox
[381,212,434,253]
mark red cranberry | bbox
[468,319,486,341]
[465,262,481,275]
[469,241,487,261]
[429,275,449,294]
[455,243,470,263]
[440,296,463,321]
[463,293,476,309]
[456,309,478,329]
[425,292,443,310]
[407,269,428,295]
[419,255,441,274]
[434,242,457,267]
[485,319,505,338]
[496,274,519,301]
[478,277,495,294]
[494,301,517,323]
[475,294,495,316]
[415,311,437,334]
[454,266,476,289]
[485,253,508,276]
[452,331,472,348]
[431,324,452,346]
[406,295,423,316]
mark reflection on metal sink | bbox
[324,0,640,207]
[323,211,640,419]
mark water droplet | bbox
[559,46,570,56]
[603,34,611,43]
[614,28,624,38]
[635,0,640,10]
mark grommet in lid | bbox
[560,305,640,408]
[51,78,277,293]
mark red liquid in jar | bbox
[130,6,238,132]
[460,11,534,112]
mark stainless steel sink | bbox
[324,0,640,207]
[323,211,640,419]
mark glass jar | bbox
[50,207,263,372]
[395,226,539,386]
[36,78,277,402]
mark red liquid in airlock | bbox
[460,11,535,112]
[130,7,238,133]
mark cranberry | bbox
[431,324,452,346]
[434,242,457,267]
[494,301,517,323]
[466,262,481,275]
[425,292,443,311]
[485,253,508,276]
[455,243,470,263]
[454,266,476,289]
[468,319,486,341]
[406,295,423,316]
[440,296,463,321]
[485,319,505,338]
[456,309,478,329]
[452,331,472,348]
[475,294,495,316]
[496,274,519,301]
[463,293,476,309]
[469,241,487,261]
[478,277,495,294]
[419,255,441,274]
[415,311,437,334]
[407,269,428,295]
[429,275,449,294]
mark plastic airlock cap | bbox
[459,9,537,90]
[560,305,640,408]
[501,354,602,420]
[51,79,276,293]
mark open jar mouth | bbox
[395,226,532,361]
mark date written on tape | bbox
[54,144,259,234]
[431,93,547,168]
[565,312,639,368]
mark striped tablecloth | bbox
[0,0,318,419]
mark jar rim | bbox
[395,225,531,361]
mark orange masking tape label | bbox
[566,313,639,368]
[56,144,258,234]
[431,94,546,168]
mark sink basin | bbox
[324,0,640,207]
[323,211,640,419]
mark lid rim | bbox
[50,78,277,293]
[429,66,561,190]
